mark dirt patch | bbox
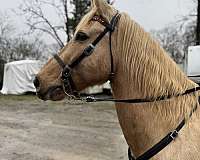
[0,95,127,160]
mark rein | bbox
[80,86,200,103]
[52,12,200,160]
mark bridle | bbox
[53,12,121,97]
[52,11,200,160]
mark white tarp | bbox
[83,81,111,94]
[187,46,200,83]
[1,60,42,95]
[188,46,200,76]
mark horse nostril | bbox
[33,76,40,89]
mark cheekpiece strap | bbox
[54,54,66,69]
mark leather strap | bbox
[54,54,66,69]
[128,97,200,160]
[129,119,185,160]
[188,75,200,78]
[84,86,200,103]
[69,27,110,68]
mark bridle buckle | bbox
[86,96,96,102]
[61,65,72,80]
[83,44,96,56]
[109,72,115,80]
[170,130,178,140]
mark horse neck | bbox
[111,13,198,156]
[112,13,196,100]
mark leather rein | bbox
[53,12,200,160]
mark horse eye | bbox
[75,32,89,41]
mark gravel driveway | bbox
[0,95,127,160]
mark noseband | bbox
[53,12,121,96]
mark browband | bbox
[92,15,108,27]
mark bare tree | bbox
[0,12,14,61]
[151,26,184,64]
[61,0,71,41]
[18,0,67,48]
[184,0,200,45]
[0,13,46,62]
[18,0,116,49]
[10,36,46,61]
[0,12,14,38]
[151,0,198,63]
[151,20,196,64]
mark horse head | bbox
[34,0,119,101]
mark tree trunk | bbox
[63,0,71,42]
[196,0,200,45]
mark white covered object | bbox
[188,46,200,76]
[82,81,111,94]
[1,60,42,95]
[187,46,200,83]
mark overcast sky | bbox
[115,0,195,30]
[0,0,196,43]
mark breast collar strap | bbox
[128,90,200,160]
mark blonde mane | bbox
[114,12,200,122]
[117,13,196,97]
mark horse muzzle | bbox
[33,76,66,101]
[38,85,66,101]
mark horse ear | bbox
[93,0,105,8]
[90,0,95,8]
[91,0,110,15]
[91,0,115,22]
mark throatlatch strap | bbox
[109,31,114,80]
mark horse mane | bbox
[116,12,199,121]
[117,13,191,96]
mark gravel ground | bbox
[0,95,127,160]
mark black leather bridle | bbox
[53,12,121,97]
[53,11,200,160]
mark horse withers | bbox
[34,0,200,159]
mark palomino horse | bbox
[34,0,200,159]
